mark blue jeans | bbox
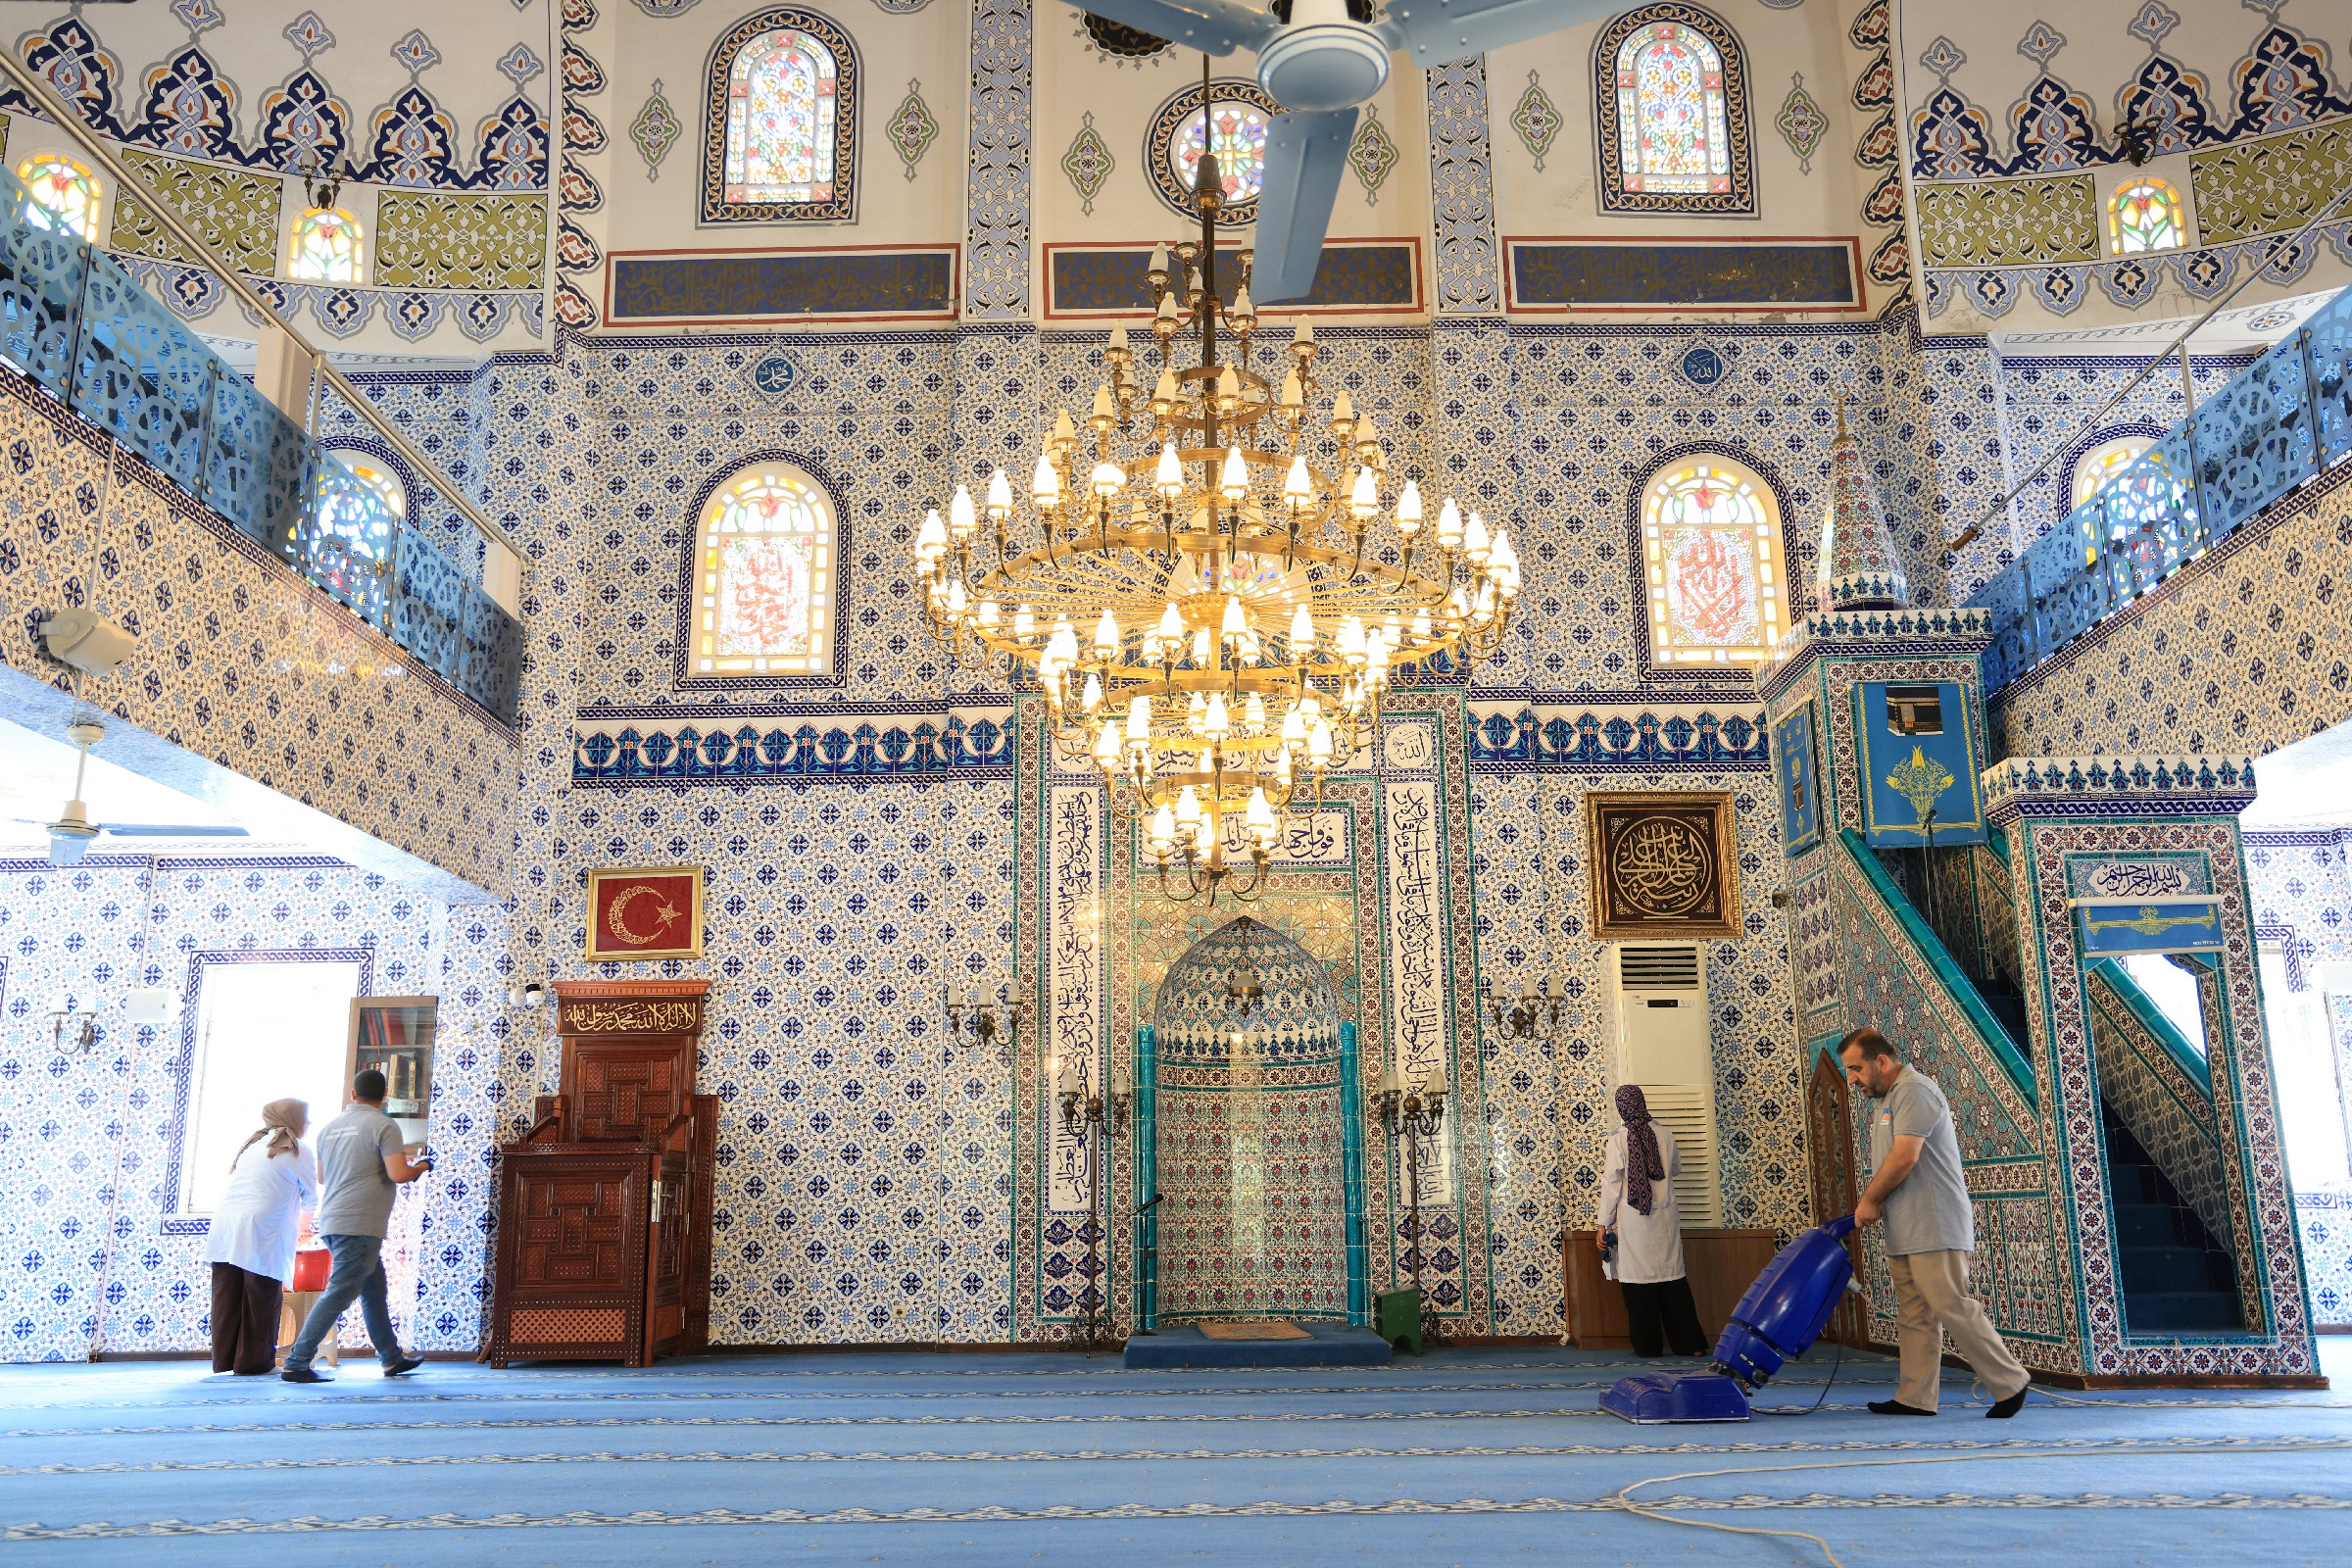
[284,1233,404,1372]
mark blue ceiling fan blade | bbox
[1378,0,1625,67]
[98,824,252,837]
[1248,107,1358,304]
[1055,0,1282,56]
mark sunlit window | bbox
[289,206,366,283]
[328,449,405,517]
[1170,95,1271,205]
[692,462,836,676]
[16,154,102,241]
[1616,20,1732,194]
[178,957,363,1214]
[2108,177,2185,255]
[2073,435,2155,508]
[721,26,840,205]
[1641,454,1786,666]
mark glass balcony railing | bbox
[1971,284,2352,693]
[0,169,520,724]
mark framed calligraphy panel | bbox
[585,865,706,962]
[1586,790,1740,940]
[1774,701,1823,857]
[1853,680,1986,849]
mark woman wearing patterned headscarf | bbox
[1595,1084,1708,1358]
[202,1099,318,1374]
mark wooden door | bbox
[1804,1049,1867,1348]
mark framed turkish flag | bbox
[584,865,705,961]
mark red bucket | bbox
[289,1248,331,1293]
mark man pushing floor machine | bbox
[1603,1030,2034,1424]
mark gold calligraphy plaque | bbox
[561,999,702,1035]
[1586,789,1740,940]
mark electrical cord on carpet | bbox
[1611,1439,2333,1568]
[1753,1337,1844,1416]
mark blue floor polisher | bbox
[1600,1214,1861,1423]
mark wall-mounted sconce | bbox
[946,981,1029,1049]
[1489,977,1563,1042]
[506,981,549,1008]
[47,995,97,1055]
[1225,966,1264,1019]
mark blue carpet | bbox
[1,1340,2345,1565]
[1122,1321,1392,1369]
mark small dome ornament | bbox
[1815,400,1909,612]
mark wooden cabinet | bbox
[1562,1228,1782,1350]
[488,981,716,1367]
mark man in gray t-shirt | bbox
[1841,1028,2032,1418]
[281,1070,434,1382]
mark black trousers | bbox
[1619,1276,1707,1358]
[210,1262,281,1374]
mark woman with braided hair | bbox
[202,1098,318,1374]
[1594,1083,1708,1357]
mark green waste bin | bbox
[1375,1286,1422,1355]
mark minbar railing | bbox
[0,168,520,724]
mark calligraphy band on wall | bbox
[1586,789,1740,940]
[585,865,708,962]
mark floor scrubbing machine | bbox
[1600,1213,1861,1423]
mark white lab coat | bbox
[201,1140,319,1284]
[1594,1123,1687,1285]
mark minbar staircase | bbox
[2101,1104,2243,1333]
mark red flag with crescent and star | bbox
[584,866,704,961]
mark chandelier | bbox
[913,122,1521,901]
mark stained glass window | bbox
[328,450,405,516]
[1170,97,1271,205]
[1641,455,1785,666]
[2072,435,2155,507]
[1617,21,1731,193]
[694,464,835,676]
[721,27,839,205]
[17,155,102,241]
[289,206,365,283]
[2107,177,2184,254]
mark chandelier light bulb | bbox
[1148,242,1170,276]
[1219,446,1249,501]
[1080,671,1102,711]
[1308,716,1335,764]
[1091,384,1115,422]
[1047,618,1078,665]
[1283,454,1313,508]
[915,508,947,561]
[1292,318,1314,345]
[1365,626,1388,669]
[1203,691,1230,740]
[1093,724,1121,768]
[1463,510,1492,564]
[1354,412,1382,462]
[1243,691,1267,732]
[1192,625,1212,666]
[1412,606,1433,641]
[985,466,1013,518]
[1176,786,1201,829]
[977,598,1001,630]
[945,578,968,616]
[1337,614,1366,663]
[1013,603,1037,642]
[1195,814,1218,857]
[1155,600,1185,648]
[1281,705,1307,745]
[1094,610,1119,655]
[1090,460,1126,498]
[1331,390,1354,425]
[1152,368,1179,412]
[1032,452,1061,508]
[1150,802,1177,849]
[1216,365,1241,408]
[1054,408,1077,448]
[1221,595,1248,637]
[1349,464,1379,517]
[1187,690,1207,729]
[1437,497,1463,549]
[1108,324,1130,353]
[1288,604,1315,658]
[1232,283,1254,318]
[1280,368,1303,408]
[1154,441,1185,496]
[949,484,977,538]
[1126,694,1152,744]
[1154,291,1180,326]
[1245,786,1276,836]
[1274,746,1295,784]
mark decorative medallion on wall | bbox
[1672,333,1728,389]
[1144,79,1282,222]
[1063,111,1112,215]
[1079,11,1172,63]
[1586,790,1740,940]
[1348,104,1397,204]
[1776,72,1826,173]
[631,80,682,179]
[1510,70,1561,172]
[1774,701,1823,856]
[888,78,938,180]
[585,865,706,962]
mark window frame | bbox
[15,152,105,242]
[701,6,860,225]
[1633,448,1790,674]
[1592,3,1755,217]
[674,453,850,690]
[2071,432,2158,510]
[288,204,368,284]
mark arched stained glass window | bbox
[1595,5,1754,215]
[692,463,836,677]
[2072,435,2154,507]
[1171,98,1271,205]
[1641,454,1786,666]
[17,155,102,241]
[703,9,858,224]
[289,207,365,283]
[329,449,406,516]
[2107,177,2185,254]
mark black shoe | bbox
[382,1355,424,1378]
[1867,1398,1936,1415]
[1986,1386,2029,1419]
[280,1367,332,1384]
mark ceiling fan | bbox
[13,719,250,866]
[1072,0,1622,300]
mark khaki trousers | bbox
[1886,1249,2031,1410]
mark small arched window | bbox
[2107,177,2184,254]
[289,207,366,283]
[329,449,406,516]
[2072,435,2155,508]
[1595,5,1754,215]
[17,155,102,241]
[1641,454,1786,666]
[704,9,858,224]
[691,462,836,677]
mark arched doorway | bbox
[1151,916,1353,1321]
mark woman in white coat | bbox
[1594,1084,1708,1357]
[203,1099,318,1374]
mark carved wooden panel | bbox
[488,1146,654,1367]
[512,1165,639,1289]
[1806,1050,1867,1348]
[565,1041,696,1143]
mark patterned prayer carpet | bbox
[1,1339,2346,1566]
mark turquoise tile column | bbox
[1136,1024,1159,1330]
[1339,1019,1368,1324]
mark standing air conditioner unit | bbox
[1607,942,1721,1226]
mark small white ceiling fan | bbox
[10,719,250,866]
[1070,0,1623,299]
